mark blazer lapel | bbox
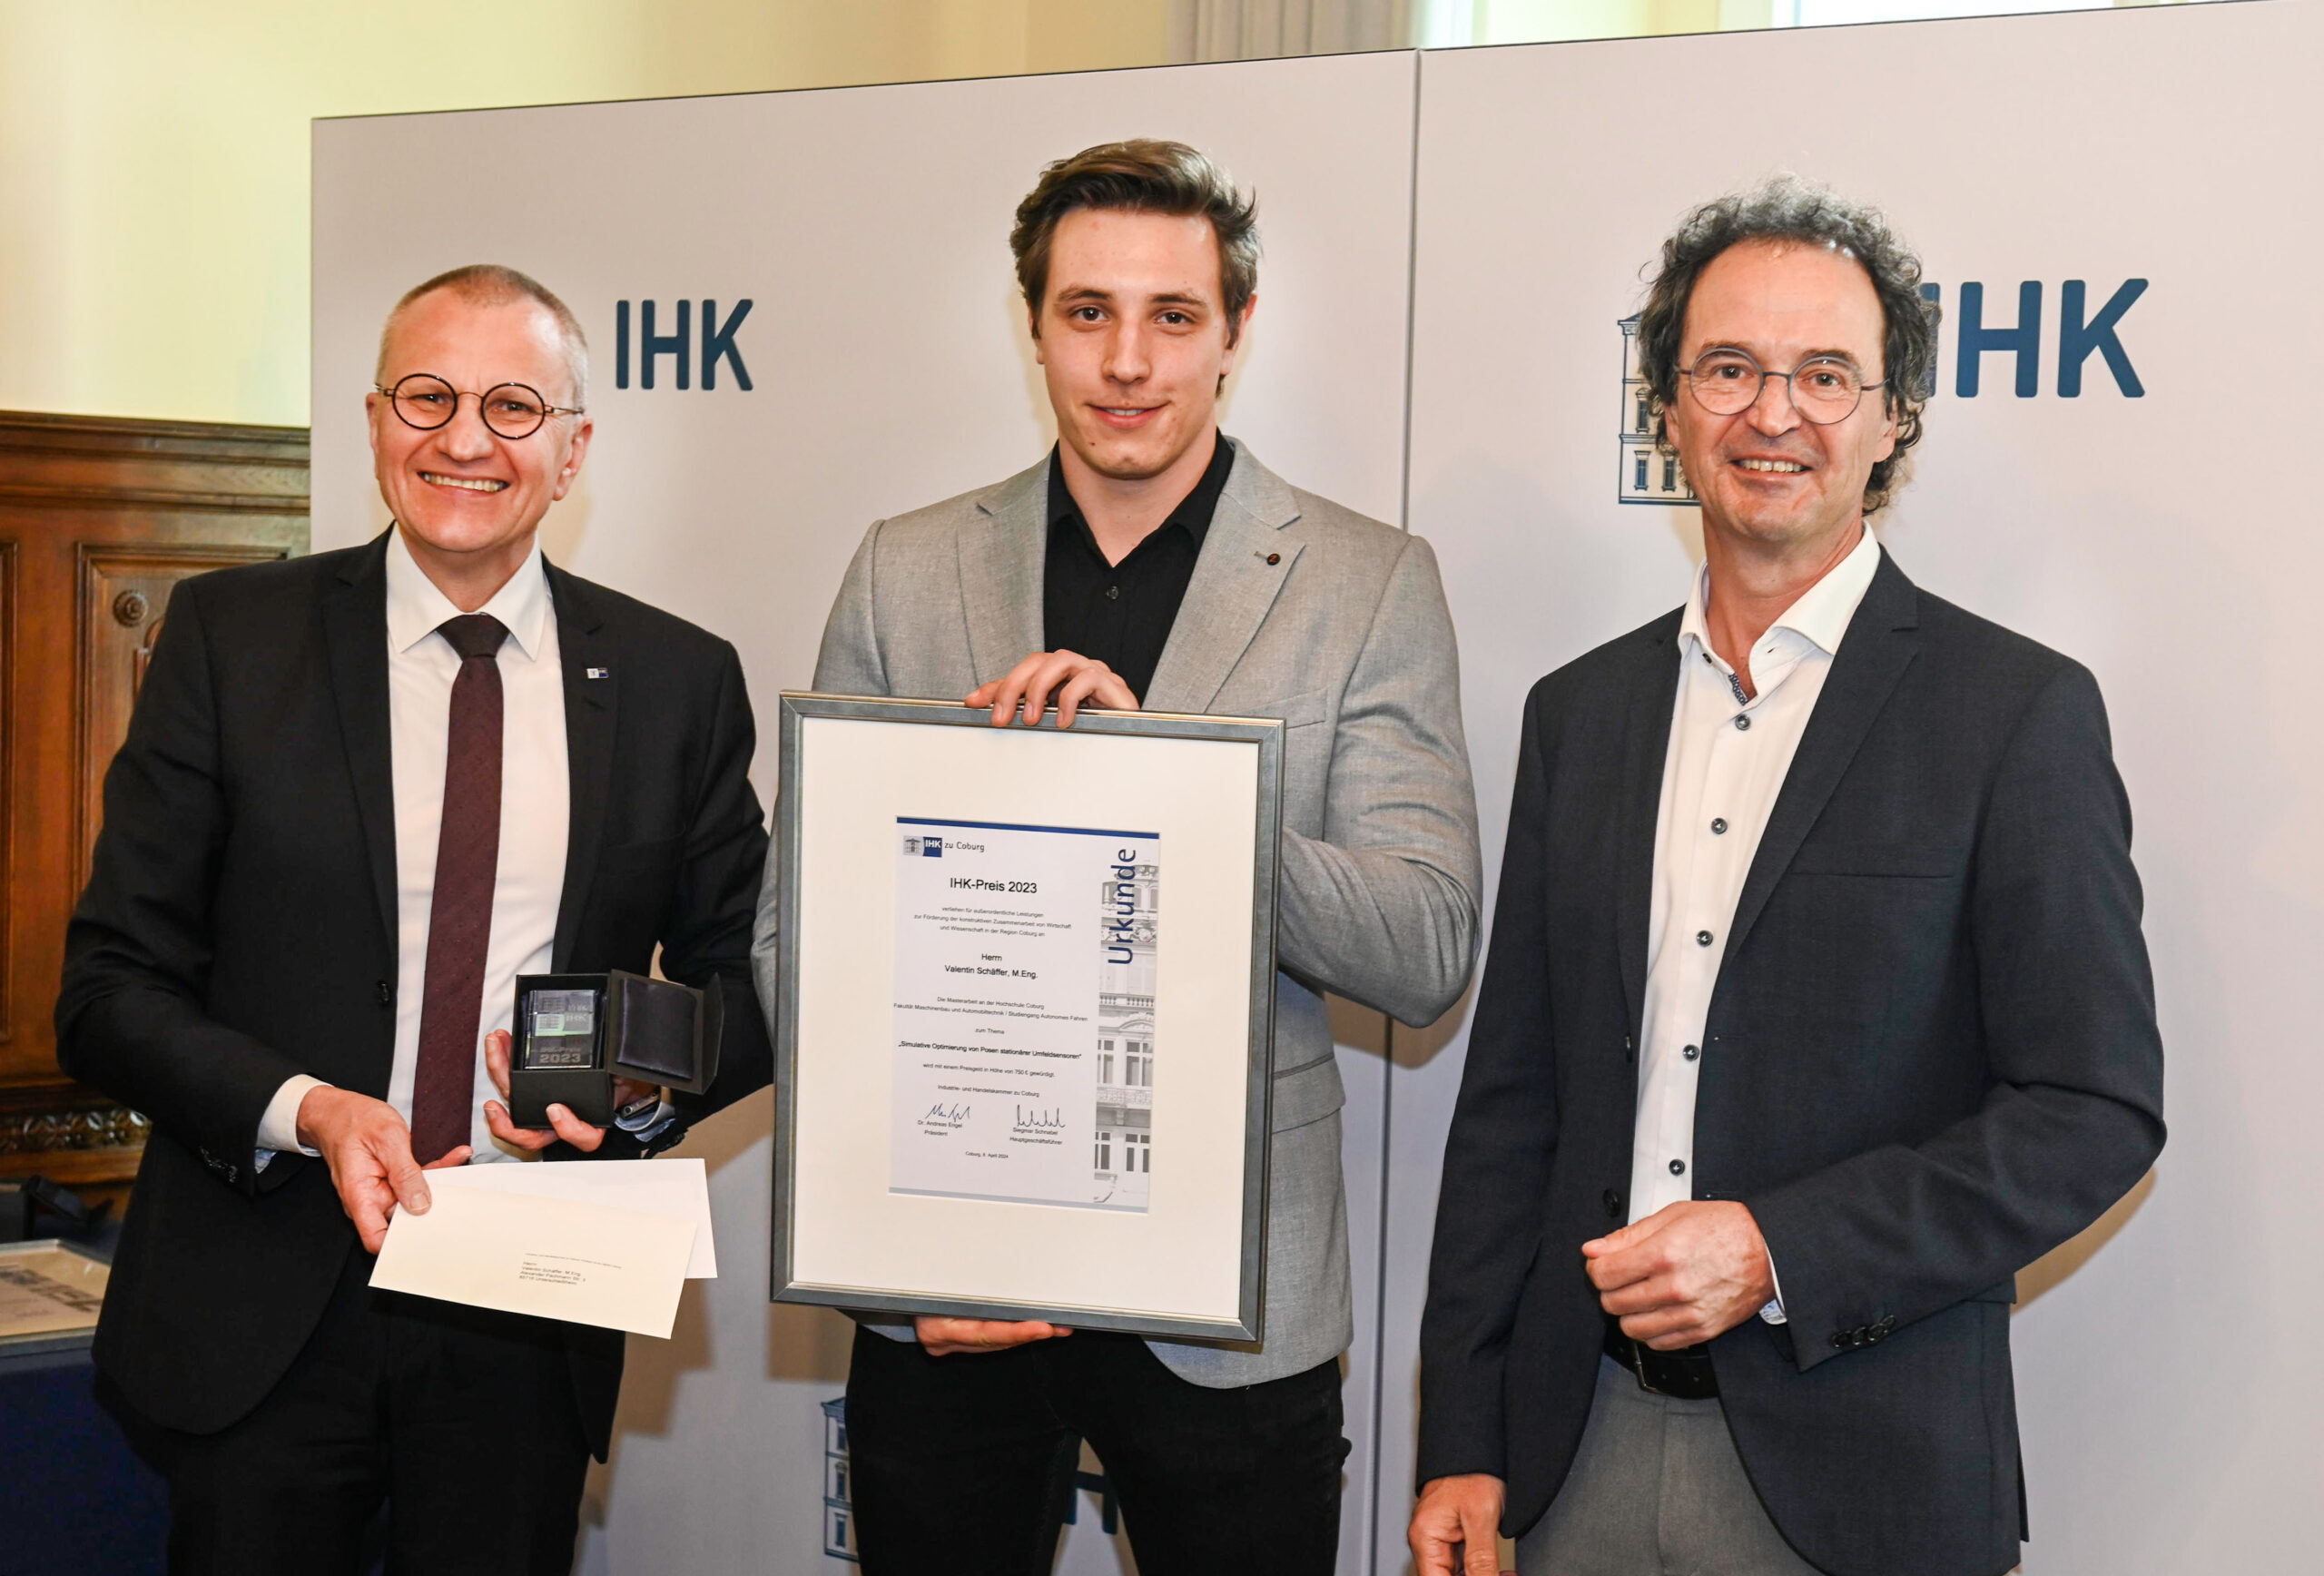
[958,458,1048,685]
[547,563,617,971]
[1722,551,1921,967]
[1143,441,1302,716]
[1612,615,1682,1036]
[321,534,399,961]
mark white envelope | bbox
[429,1157,718,1277]
[371,1184,696,1339]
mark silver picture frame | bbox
[770,693,1285,1343]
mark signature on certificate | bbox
[923,1102,971,1124]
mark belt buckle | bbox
[1622,1332,1664,1395]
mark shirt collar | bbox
[384,526,552,661]
[1679,524,1883,665]
[1045,430,1236,553]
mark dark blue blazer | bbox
[57,532,774,1459]
[1417,550,2165,1576]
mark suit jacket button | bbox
[376,980,392,1006]
[1831,1332,1848,1350]
[1602,1188,1623,1218]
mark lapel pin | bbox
[1266,552,1282,566]
[586,666,609,679]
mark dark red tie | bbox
[409,614,507,1165]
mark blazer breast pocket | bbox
[1787,841,1965,879]
[1248,688,1329,730]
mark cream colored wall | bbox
[0,0,1172,428]
[1471,0,1768,43]
[2,0,2192,427]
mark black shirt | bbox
[1042,432,1236,704]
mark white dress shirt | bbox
[256,527,570,1164]
[1630,526,1882,1320]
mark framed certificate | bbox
[770,694,1284,1343]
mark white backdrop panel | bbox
[308,8,2324,1571]
[1393,4,2322,1571]
[312,52,1416,1574]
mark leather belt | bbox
[1603,1315,1720,1399]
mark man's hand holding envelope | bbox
[369,1033,719,1338]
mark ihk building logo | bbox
[1617,278,2148,506]
[613,299,754,390]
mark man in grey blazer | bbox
[755,141,1481,1575]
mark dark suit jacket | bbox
[1417,552,2165,1576]
[56,532,774,1460]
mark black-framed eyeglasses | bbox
[1679,349,1883,425]
[374,374,584,440]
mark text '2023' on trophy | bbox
[508,970,724,1128]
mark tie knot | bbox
[438,614,508,662]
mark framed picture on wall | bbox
[769,694,1284,1342]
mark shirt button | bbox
[1682,1044,1699,1061]
[1710,818,1728,834]
[1669,1158,1687,1176]
[1696,930,1713,947]
[1107,586,1120,600]
[376,980,392,1006]
[1733,714,1751,731]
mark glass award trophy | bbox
[507,970,724,1128]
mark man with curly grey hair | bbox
[1411,179,2164,1576]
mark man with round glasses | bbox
[61,263,774,1572]
[1413,181,2164,1576]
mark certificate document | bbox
[775,694,1278,1342]
[891,817,1158,1211]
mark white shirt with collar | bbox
[256,527,570,1164]
[1630,525,1882,1321]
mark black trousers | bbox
[844,1324,1348,1576]
[105,1248,591,1576]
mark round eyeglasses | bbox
[1680,350,1883,425]
[374,374,584,440]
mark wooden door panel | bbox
[0,413,308,1206]
[76,543,287,890]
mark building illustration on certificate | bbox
[1093,853,1157,1210]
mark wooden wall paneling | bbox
[0,539,14,1051]
[0,412,310,1207]
[76,543,290,891]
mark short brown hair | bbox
[1010,140,1260,345]
[376,263,590,407]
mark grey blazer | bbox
[753,440,1482,1387]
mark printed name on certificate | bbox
[891,817,1158,1211]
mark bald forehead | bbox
[376,289,585,405]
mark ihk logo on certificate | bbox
[891,817,1158,1211]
